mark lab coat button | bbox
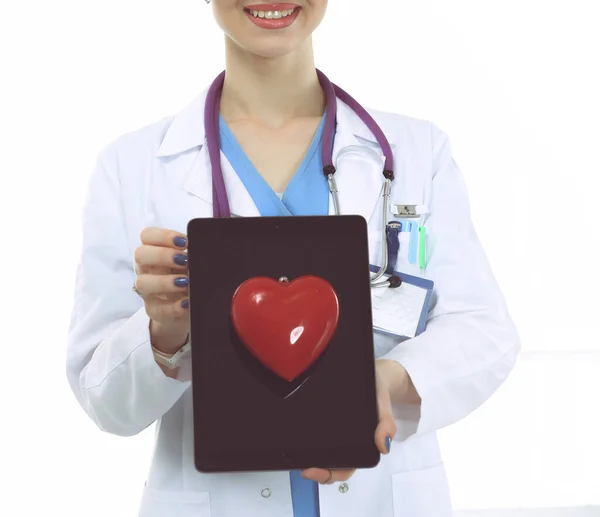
[339,483,349,493]
[261,488,272,498]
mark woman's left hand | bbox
[301,360,404,485]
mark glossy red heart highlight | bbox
[231,275,339,382]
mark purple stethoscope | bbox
[204,70,399,288]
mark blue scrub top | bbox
[219,115,328,517]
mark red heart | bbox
[231,275,339,382]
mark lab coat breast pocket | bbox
[391,464,452,517]
[395,227,417,274]
[367,230,422,278]
[138,488,211,517]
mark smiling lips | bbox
[244,3,301,29]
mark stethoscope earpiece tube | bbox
[326,173,340,217]
[371,179,393,284]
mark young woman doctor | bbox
[66,1,521,516]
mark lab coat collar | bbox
[157,86,388,223]
[156,91,208,158]
[155,87,386,158]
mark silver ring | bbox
[323,469,334,484]
[132,283,143,296]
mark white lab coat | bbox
[66,88,520,517]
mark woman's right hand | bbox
[133,227,191,354]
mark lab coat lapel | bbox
[156,88,260,218]
[183,144,260,218]
[328,100,385,224]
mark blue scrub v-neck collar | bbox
[218,114,329,217]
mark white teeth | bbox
[250,8,295,19]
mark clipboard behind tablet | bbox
[187,215,379,473]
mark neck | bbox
[220,37,325,127]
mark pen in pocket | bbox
[418,225,426,270]
[408,221,419,264]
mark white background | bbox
[1,0,599,515]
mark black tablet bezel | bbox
[187,215,380,473]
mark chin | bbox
[225,13,316,59]
[228,29,305,60]
[246,41,302,60]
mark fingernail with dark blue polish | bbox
[174,254,188,266]
[173,236,187,248]
[385,436,392,453]
[174,277,189,287]
[181,299,189,309]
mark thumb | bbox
[375,390,397,455]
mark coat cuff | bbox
[82,308,191,435]
[380,328,519,440]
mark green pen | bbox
[418,225,427,270]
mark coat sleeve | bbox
[65,143,191,437]
[380,123,521,439]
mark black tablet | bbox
[187,215,379,473]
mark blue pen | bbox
[408,221,419,264]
